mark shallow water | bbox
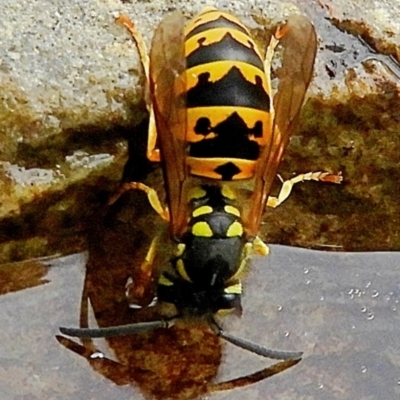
[1,245,399,400]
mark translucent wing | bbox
[245,14,317,236]
[149,11,188,238]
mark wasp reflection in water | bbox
[56,189,299,399]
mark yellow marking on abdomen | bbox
[186,106,271,145]
[185,9,249,37]
[185,29,262,61]
[185,61,267,93]
[188,156,256,180]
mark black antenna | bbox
[59,318,177,338]
[210,319,303,360]
[60,317,302,361]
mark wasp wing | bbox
[149,11,188,238]
[245,14,317,236]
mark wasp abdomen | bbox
[184,9,272,180]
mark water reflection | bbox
[1,212,399,398]
[55,191,299,399]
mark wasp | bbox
[60,8,342,363]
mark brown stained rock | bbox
[258,0,400,251]
[0,0,399,263]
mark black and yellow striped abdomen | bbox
[183,8,272,180]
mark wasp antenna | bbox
[59,318,178,339]
[211,320,302,360]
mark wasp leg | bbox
[116,14,160,162]
[263,19,300,133]
[244,236,270,257]
[126,236,158,309]
[108,182,169,221]
[267,171,343,208]
[230,237,269,282]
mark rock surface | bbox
[0,0,399,262]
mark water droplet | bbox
[318,384,324,389]
[320,296,325,301]
[305,279,311,285]
[365,282,372,289]
[277,305,283,311]
[284,331,290,337]
[303,268,309,274]
[90,352,105,359]
[392,306,397,312]
[361,366,367,373]
[361,307,367,313]
[367,313,374,320]
[125,277,133,287]
[371,290,379,298]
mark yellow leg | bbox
[267,171,343,208]
[230,236,269,282]
[246,236,270,256]
[116,15,160,162]
[126,236,159,308]
[108,182,169,221]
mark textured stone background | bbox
[0,0,399,260]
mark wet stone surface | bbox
[1,189,400,399]
[1,244,399,399]
[0,0,399,263]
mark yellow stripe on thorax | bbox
[226,221,244,237]
[224,281,242,294]
[192,221,213,237]
[221,185,236,200]
[188,186,207,200]
[158,274,174,286]
[192,205,213,218]
[176,259,192,282]
[224,205,240,217]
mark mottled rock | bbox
[0,0,399,263]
